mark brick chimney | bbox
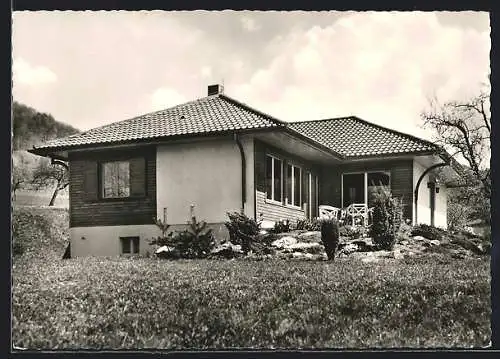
[207,84,224,96]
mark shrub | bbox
[339,225,361,240]
[225,212,260,254]
[319,218,340,260]
[369,186,403,250]
[295,218,321,231]
[271,219,291,234]
[170,216,215,259]
[410,224,446,242]
[151,216,215,259]
[149,217,174,247]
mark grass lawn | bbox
[13,189,69,208]
[12,255,491,349]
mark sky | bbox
[12,11,490,143]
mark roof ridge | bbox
[288,116,354,124]
[219,94,287,126]
[349,116,439,149]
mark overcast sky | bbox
[12,11,490,142]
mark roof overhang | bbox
[27,127,286,161]
[254,128,344,164]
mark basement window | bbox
[120,236,140,255]
[102,161,130,198]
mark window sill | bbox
[97,196,147,202]
[265,198,284,206]
[285,204,304,211]
[264,199,304,212]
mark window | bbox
[286,164,302,207]
[102,161,130,198]
[342,171,390,207]
[266,155,282,202]
[120,236,139,254]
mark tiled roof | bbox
[288,117,438,158]
[32,94,285,151]
[32,93,439,160]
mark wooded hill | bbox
[13,101,80,151]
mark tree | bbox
[31,159,69,206]
[421,86,491,199]
[11,150,39,200]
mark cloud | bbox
[151,87,187,111]
[12,58,57,86]
[11,11,489,140]
[200,66,212,78]
[240,16,261,32]
[230,12,490,140]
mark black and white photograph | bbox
[11,10,493,350]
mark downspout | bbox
[414,161,449,225]
[233,133,246,214]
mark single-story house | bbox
[29,84,462,257]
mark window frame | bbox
[341,170,391,208]
[265,154,283,204]
[120,236,140,255]
[286,162,303,209]
[100,160,131,200]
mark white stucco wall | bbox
[156,136,254,225]
[413,158,447,228]
[70,225,159,257]
[413,160,430,225]
[434,183,448,229]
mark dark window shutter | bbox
[84,161,98,201]
[130,157,146,197]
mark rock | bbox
[304,253,314,260]
[286,242,323,254]
[271,236,298,248]
[374,250,393,258]
[351,238,375,251]
[292,252,305,259]
[297,231,321,243]
[429,239,441,246]
[392,249,404,259]
[155,245,176,254]
[260,220,275,230]
[361,256,380,263]
[211,242,243,253]
[413,236,427,242]
[339,243,359,255]
[155,246,180,259]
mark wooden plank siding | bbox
[319,159,414,221]
[254,139,321,223]
[68,146,157,227]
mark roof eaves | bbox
[28,126,284,157]
[344,150,438,161]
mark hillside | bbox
[12,101,80,151]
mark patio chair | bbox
[345,203,369,226]
[318,205,340,220]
